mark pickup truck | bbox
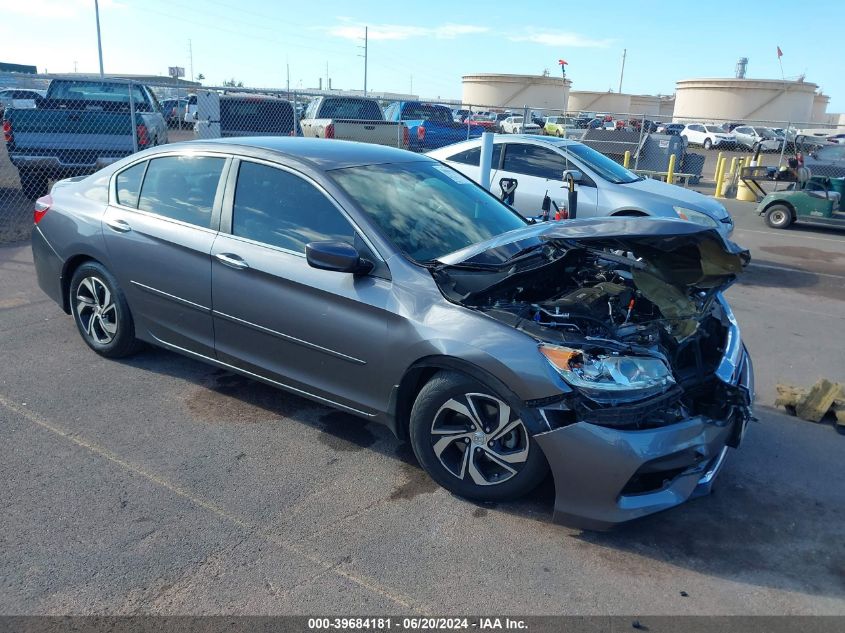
[384,101,481,151]
[300,96,408,148]
[3,78,167,199]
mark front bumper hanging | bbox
[534,346,754,531]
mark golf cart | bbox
[757,175,845,229]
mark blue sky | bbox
[4,0,844,111]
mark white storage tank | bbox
[629,94,661,116]
[567,90,630,115]
[461,73,570,111]
[812,93,831,124]
[674,78,818,124]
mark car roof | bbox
[427,134,578,158]
[157,137,431,170]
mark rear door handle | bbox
[215,253,249,270]
[104,218,131,233]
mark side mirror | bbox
[306,241,373,275]
[561,169,583,183]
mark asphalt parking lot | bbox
[1,198,844,616]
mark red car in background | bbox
[466,114,497,129]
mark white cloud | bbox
[325,22,489,42]
[2,0,124,19]
[508,31,613,48]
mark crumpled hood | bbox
[437,216,749,295]
[620,178,730,220]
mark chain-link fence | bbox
[2,71,844,243]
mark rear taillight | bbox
[417,125,426,142]
[3,119,12,143]
[403,126,409,147]
[325,123,335,139]
[34,194,51,225]
[137,123,149,147]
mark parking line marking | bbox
[0,393,422,612]
[746,262,845,280]
[735,227,845,245]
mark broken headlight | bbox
[540,344,675,395]
[673,206,719,228]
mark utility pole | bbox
[188,39,194,82]
[618,48,626,94]
[73,60,78,73]
[326,61,329,91]
[286,62,290,96]
[358,26,368,95]
[94,0,104,77]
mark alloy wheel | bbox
[430,393,530,486]
[75,276,118,344]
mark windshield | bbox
[329,162,527,262]
[401,104,452,123]
[705,126,724,133]
[563,143,641,184]
[511,117,524,123]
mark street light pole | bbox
[94,0,105,77]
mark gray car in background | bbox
[427,135,735,237]
[732,125,784,152]
[30,137,753,529]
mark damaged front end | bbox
[433,217,755,529]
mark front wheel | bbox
[703,138,712,150]
[765,204,793,229]
[69,262,143,358]
[409,371,548,502]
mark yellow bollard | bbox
[667,153,676,184]
[713,158,725,198]
[735,158,756,201]
[623,150,631,169]
[716,158,728,198]
[713,151,724,180]
[723,157,738,197]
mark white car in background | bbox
[500,116,540,134]
[0,88,45,117]
[681,123,735,150]
[427,134,734,237]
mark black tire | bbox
[20,169,48,201]
[703,138,712,150]
[69,262,143,358]
[764,204,793,229]
[409,371,548,502]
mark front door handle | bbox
[215,253,249,270]
[104,218,131,233]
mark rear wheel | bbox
[409,371,548,502]
[765,204,793,229]
[20,169,48,201]
[69,262,143,358]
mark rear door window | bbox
[446,144,502,167]
[115,161,147,208]
[137,155,225,228]
[501,143,568,180]
[46,81,152,111]
[231,161,355,253]
[318,98,382,120]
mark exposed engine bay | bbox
[432,224,751,429]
